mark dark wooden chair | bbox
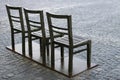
[46,12,92,77]
[24,8,46,63]
[6,5,41,56]
[6,5,26,55]
[24,9,62,64]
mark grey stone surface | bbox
[1,0,120,80]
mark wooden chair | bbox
[46,12,92,77]
[6,5,41,56]
[6,5,26,55]
[24,9,62,64]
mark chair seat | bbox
[14,26,40,32]
[31,30,63,39]
[54,35,90,47]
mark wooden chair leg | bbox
[39,39,42,56]
[28,33,33,58]
[46,39,49,56]
[22,32,25,56]
[11,31,15,51]
[51,43,55,69]
[87,40,91,68]
[68,48,73,77]
[61,46,64,63]
[42,39,46,65]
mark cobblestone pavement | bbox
[1,0,120,80]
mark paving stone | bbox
[6,73,15,77]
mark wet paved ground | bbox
[1,0,120,80]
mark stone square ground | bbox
[1,0,120,80]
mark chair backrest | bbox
[6,5,25,31]
[24,8,46,38]
[46,12,73,46]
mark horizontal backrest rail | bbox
[11,19,21,22]
[28,20,41,24]
[51,25,68,30]
[24,9,43,14]
[49,14,70,19]
[53,29,68,35]
[7,6,22,10]
[29,24,42,28]
[11,15,20,19]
